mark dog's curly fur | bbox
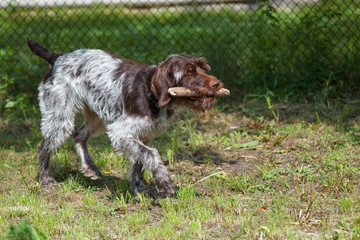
[27,38,223,195]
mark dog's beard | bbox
[175,96,217,112]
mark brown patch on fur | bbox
[120,62,160,119]
[150,65,172,107]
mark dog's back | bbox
[47,49,127,123]
[28,39,159,124]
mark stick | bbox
[195,171,224,184]
[168,87,230,97]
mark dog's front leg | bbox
[111,137,174,196]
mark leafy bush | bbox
[1,0,359,117]
[7,220,47,240]
[238,0,360,98]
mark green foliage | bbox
[239,1,360,98]
[1,2,360,117]
[7,220,47,240]
[0,47,38,117]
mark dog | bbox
[27,38,224,195]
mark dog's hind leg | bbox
[73,108,105,180]
[37,85,77,187]
[38,139,57,186]
[38,112,76,187]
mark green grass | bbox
[1,100,360,239]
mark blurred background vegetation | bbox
[1,0,360,118]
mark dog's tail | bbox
[27,37,60,66]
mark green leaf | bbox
[4,101,16,109]
[238,140,259,148]
[7,220,47,240]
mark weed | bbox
[7,219,47,240]
[176,185,196,200]
[265,92,279,123]
[338,197,353,212]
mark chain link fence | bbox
[1,0,360,110]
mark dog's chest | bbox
[138,109,171,142]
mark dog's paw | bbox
[156,179,175,197]
[40,176,58,189]
[131,177,146,195]
[153,169,175,197]
[82,167,103,181]
[162,186,175,197]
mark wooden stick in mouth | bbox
[168,87,230,97]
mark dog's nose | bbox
[210,80,220,88]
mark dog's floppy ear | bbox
[151,65,173,107]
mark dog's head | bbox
[151,54,223,111]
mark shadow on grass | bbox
[175,149,236,166]
[0,119,41,152]
[54,169,183,201]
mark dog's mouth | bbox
[190,96,216,102]
[189,95,217,111]
[168,86,229,111]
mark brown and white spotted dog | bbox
[27,38,224,195]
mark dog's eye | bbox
[186,68,194,75]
